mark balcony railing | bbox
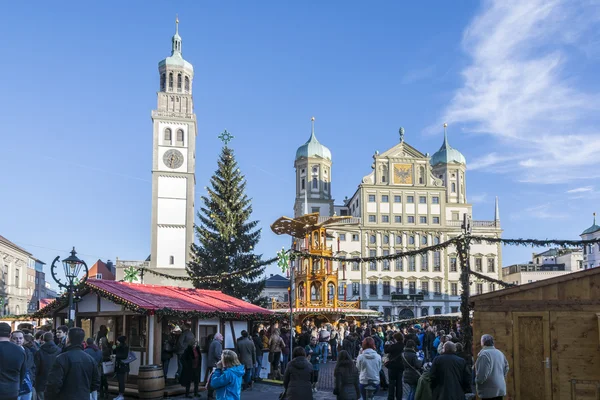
[271,299,360,310]
[445,220,499,228]
[318,216,361,224]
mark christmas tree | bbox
[187,131,266,303]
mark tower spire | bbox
[171,15,182,56]
[495,196,500,221]
[311,116,316,139]
[443,123,449,147]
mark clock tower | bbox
[149,18,196,276]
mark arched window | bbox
[164,128,172,143]
[177,73,182,91]
[421,307,428,316]
[312,166,318,174]
[169,256,174,265]
[434,237,440,245]
[185,76,190,92]
[176,129,184,145]
[421,236,427,245]
[160,73,166,91]
[312,177,318,189]
[370,235,376,244]
[310,282,322,301]
[324,180,328,192]
[168,73,173,90]
[301,178,305,190]
[419,166,425,184]
[451,182,456,193]
[434,307,442,315]
[328,283,335,300]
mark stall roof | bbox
[37,279,273,320]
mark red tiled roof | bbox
[86,279,271,315]
[89,260,116,281]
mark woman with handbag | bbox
[283,346,313,400]
[114,336,130,400]
[401,340,423,400]
[334,350,360,400]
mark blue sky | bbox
[2,0,600,285]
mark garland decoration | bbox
[470,236,600,247]
[291,237,460,263]
[136,255,279,283]
[123,266,140,283]
[470,269,515,288]
[277,247,290,274]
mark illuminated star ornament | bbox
[124,266,140,283]
[218,130,234,145]
[277,247,289,274]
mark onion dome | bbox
[581,213,600,235]
[158,16,194,72]
[430,123,466,166]
[295,117,331,160]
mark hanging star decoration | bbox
[124,266,140,283]
[277,247,289,274]
[218,130,234,145]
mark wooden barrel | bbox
[138,365,165,400]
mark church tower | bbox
[149,18,196,275]
[294,118,334,217]
[431,124,467,204]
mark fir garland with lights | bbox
[186,144,266,303]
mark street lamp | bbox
[50,247,89,328]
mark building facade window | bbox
[421,255,428,271]
[476,283,483,294]
[419,196,427,204]
[369,281,377,296]
[395,253,403,271]
[352,261,359,271]
[169,72,173,90]
[450,257,457,272]
[383,250,390,270]
[169,256,174,265]
[339,234,346,241]
[420,216,427,224]
[312,177,318,189]
[352,234,359,241]
[434,307,442,315]
[451,306,459,313]
[381,195,389,203]
[433,251,441,271]
[408,216,415,223]
[396,235,402,245]
[408,256,416,271]
[370,235,376,244]
[382,215,389,223]
[352,282,360,296]
[369,250,376,270]
[369,215,376,223]
[487,258,495,272]
[368,195,376,202]
[451,282,458,296]
[383,281,390,295]
[432,196,439,204]
[185,76,190,92]
[433,217,440,224]
[396,281,403,294]
[176,129,184,145]
[421,281,429,295]
[383,235,389,244]
[475,258,483,272]
[164,128,172,143]
[434,281,441,295]
[421,307,429,316]
[407,196,414,203]
[409,235,415,245]
[394,195,402,203]
[488,283,496,292]
[421,236,427,245]
[408,281,416,294]
[394,215,402,223]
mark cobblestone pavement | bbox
[165,360,388,399]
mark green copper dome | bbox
[295,120,331,160]
[158,17,194,72]
[430,128,466,166]
[581,214,600,235]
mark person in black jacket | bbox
[34,332,61,399]
[429,341,471,400]
[384,333,404,400]
[283,347,313,400]
[179,340,202,398]
[252,329,264,382]
[114,336,130,400]
[333,350,360,400]
[0,322,26,400]
[401,340,423,400]
[45,328,100,400]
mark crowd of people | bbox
[0,322,132,400]
[0,319,509,400]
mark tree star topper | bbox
[218,130,234,145]
[277,247,289,274]
[124,266,140,283]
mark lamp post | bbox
[50,247,89,328]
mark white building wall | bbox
[157,198,187,225]
[156,228,186,268]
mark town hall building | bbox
[293,122,503,320]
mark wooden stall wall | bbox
[472,270,600,400]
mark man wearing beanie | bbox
[0,322,26,400]
[45,327,100,400]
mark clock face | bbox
[163,149,184,169]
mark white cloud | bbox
[511,203,568,220]
[436,0,600,183]
[566,186,593,193]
